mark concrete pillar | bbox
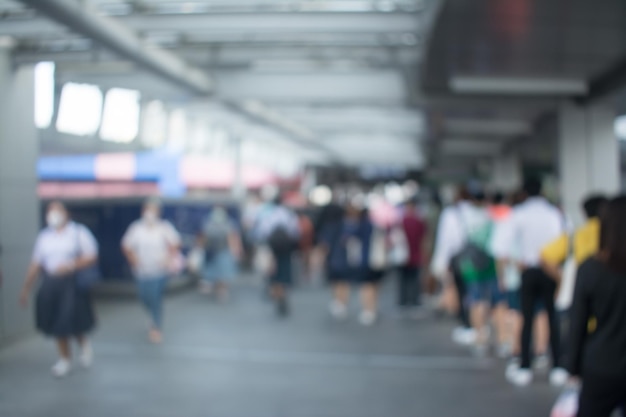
[0,50,39,344]
[231,136,245,201]
[489,152,522,193]
[559,102,621,226]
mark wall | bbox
[0,55,39,344]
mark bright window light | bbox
[167,109,187,151]
[615,115,626,141]
[140,100,167,148]
[56,83,103,136]
[309,185,332,206]
[100,88,140,143]
[34,62,55,129]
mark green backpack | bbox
[453,212,497,283]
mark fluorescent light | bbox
[445,119,531,136]
[450,76,588,95]
[615,115,626,141]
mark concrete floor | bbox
[0,280,559,417]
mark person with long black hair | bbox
[567,195,626,417]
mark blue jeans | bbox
[467,278,505,306]
[137,277,167,329]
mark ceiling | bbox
[1,0,625,178]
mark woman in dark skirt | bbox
[20,201,98,378]
[322,203,380,326]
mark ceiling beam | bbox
[17,0,212,95]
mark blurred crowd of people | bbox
[17,179,626,416]
[429,178,626,417]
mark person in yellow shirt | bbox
[541,195,607,334]
[542,195,607,271]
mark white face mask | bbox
[143,211,158,223]
[46,210,66,229]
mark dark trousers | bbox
[398,266,421,307]
[578,372,626,417]
[452,266,471,328]
[520,268,560,369]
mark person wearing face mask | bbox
[19,201,99,378]
[121,199,181,344]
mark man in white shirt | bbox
[495,178,568,387]
[122,200,181,343]
[430,187,477,345]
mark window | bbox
[34,62,55,129]
[615,115,626,141]
[140,100,167,148]
[167,108,187,151]
[100,88,141,143]
[56,83,103,136]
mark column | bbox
[489,152,522,193]
[559,102,621,226]
[0,50,39,343]
[231,136,245,201]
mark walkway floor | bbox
[0,280,558,417]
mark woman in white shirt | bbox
[121,200,181,344]
[20,201,99,377]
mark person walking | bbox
[20,201,99,377]
[323,202,379,326]
[398,198,427,314]
[500,178,568,387]
[430,186,477,345]
[199,207,242,301]
[256,196,300,317]
[567,196,626,417]
[121,199,181,343]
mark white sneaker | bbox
[51,359,72,378]
[506,357,521,374]
[359,310,377,326]
[550,368,569,387]
[79,341,93,368]
[506,366,533,387]
[452,327,477,346]
[329,301,348,320]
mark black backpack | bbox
[268,226,293,253]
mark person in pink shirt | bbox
[399,199,427,311]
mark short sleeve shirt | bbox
[122,219,181,279]
[32,222,98,275]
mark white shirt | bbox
[32,222,98,275]
[255,205,300,242]
[430,201,490,278]
[490,213,521,290]
[122,219,181,279]
[493,197,564,267]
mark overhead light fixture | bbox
[450,76,588,95]
[445,119,531,136]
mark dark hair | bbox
[523,177,542,197]
[582,194,607,219]
[599,195,626,273]
[509,190,526,206]
[492,192,504,205]
[456,186,471,202]
[473,190,486,203]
